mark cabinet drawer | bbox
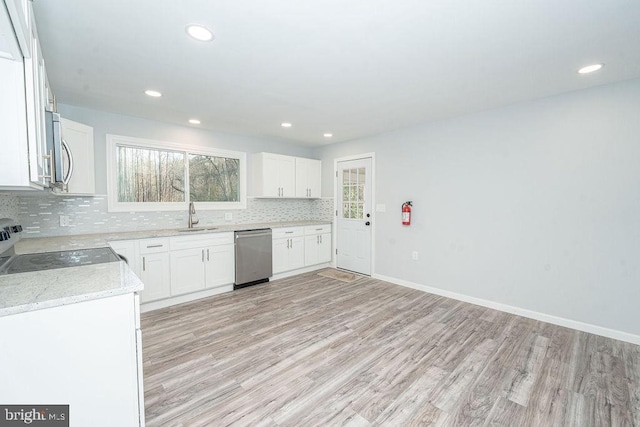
[170,232,234,251]
[304,224,331,235]
[138,238,170,254]
[272,227,304,239]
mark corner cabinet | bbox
[252,153,321,198]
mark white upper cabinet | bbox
[61,118,95,195]
[0,0,51,190]
[295,157,321,198]
[253,153,321,198]
[253,152,296,197]
[0,3,30,189]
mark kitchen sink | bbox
[178,227,219,233]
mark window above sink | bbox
[106,134,246,212]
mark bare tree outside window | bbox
[189,154,240,202]
[117,146,185,202]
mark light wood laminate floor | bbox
[141,270,640,426]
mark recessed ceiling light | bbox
[186,24,214,42]
[281,122,292,128]
[144,90,162,97]
[188,119,201,125]
[323,133,333,138]
[578,63,604,74]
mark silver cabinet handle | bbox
[143,257,146,271]
[202,249,205,262]
[285,231,294,234]
[207,249,210,261]
[61,139,74,187]
[317,235,319,244]
[147,244,163,248]
[39,150,54,181]
[286,239,290,249]
[320,235,322,244]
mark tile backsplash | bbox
[15,194,334,237]
[0,194,20,220]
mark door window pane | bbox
[117,146,185,202]
[189,154,240,202]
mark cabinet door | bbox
[304,234,319,266]
[61,118,95,195]
[0,6,30,188]
[295,158,321,198]
[170,247,206,296]
[318,233,332,264]
[307,159,322,198]
[205,244,235,288]
[279,156,296,197]
[272,238,289,274]
[139,252,171,302]
[288,236,305,270]
[261,153,280,197]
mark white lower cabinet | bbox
[304,224,332,266]
[170,232,235,297]
[272,227,305,274]
[138,238,171,303]
[0,293,145,427]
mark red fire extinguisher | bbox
[402,201,412,225]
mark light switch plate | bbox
[376,204,386,212]
[224,212,233,221]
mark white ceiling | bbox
[32,0,640,146]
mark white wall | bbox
[314,78,640,337]
[58,104,315,195]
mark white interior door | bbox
[336,158,372,275]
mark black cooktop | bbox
[0,248,121,275]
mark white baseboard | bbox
[141,285,233,313]
[372,273,640,346]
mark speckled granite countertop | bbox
[14,220,332,254]
[0,220,330,317]
[0,261,144,317]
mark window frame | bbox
[106,134,247,212]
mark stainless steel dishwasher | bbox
[234,228,273,289]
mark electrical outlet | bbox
[59,215,70,227]
[412,251,419,260]
[376,204,386,212]
[224,212,233,221]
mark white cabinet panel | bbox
[252,152,296,197]
[61,118,95,195]
[171,247,207,295]
[139,251,171,303]
[295,157,321,198]
[304,233,331,266]
[205,244,235,288]
[0,294,143,426]
[273,228,305,274]
[272,237,289,274]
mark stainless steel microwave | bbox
[45,111,74,190]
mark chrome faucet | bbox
[188,202,199,228]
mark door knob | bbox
[365,221,371,226]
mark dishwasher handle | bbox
[235,229,272,239]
